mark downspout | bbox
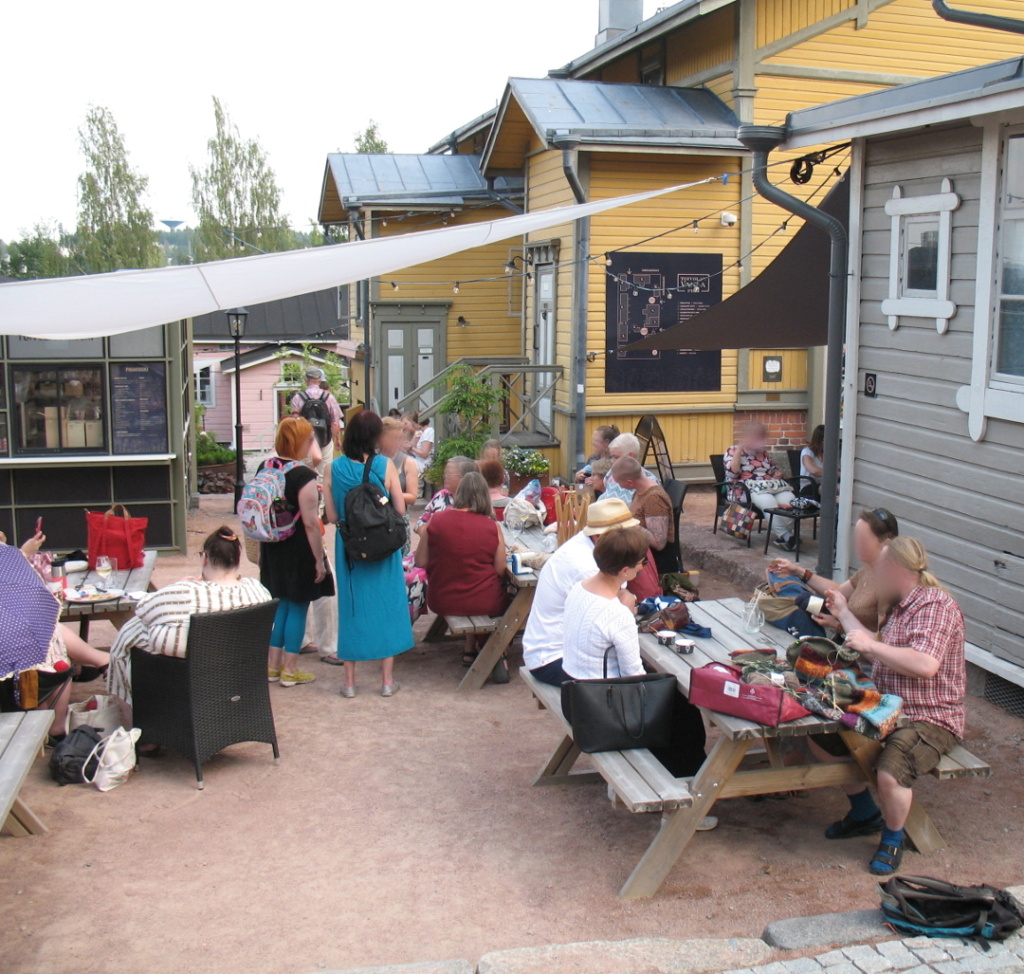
[552,134,589,476]
[738,125,847,579]
[347,205,373,408]
[932,0,1024,34]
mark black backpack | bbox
[48,725,103,786]
[339,457,407,563]
[298,390,333,448]
[880,875,1024,949]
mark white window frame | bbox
[957,119,1024,441]
[880,180,959,334]
[194,364,216,408]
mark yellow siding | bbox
[746,349,808,391]
[755,0,854,48]
[703,74,736,111]
[584,411,735,467]
[374,207,521,361]
[584,153,743,412]
[762,0,1024,74]
[665,7,735,83]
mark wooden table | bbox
[620,596,949,899]
[457,523,553,692]
[60,549,158,638]
[0,711,52,837]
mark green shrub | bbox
[196,431,237,466]
[502,446,550,477]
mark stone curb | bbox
[304,962,473,974]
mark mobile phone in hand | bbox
[35,516,43,535]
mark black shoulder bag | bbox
[561,648,677,753]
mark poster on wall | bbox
[111,363,168,455]
[604,252,723,394]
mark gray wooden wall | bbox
[855,122,1024,667]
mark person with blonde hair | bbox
[599,432,657,503]
[812,536,966,876]
[262,417,334,688]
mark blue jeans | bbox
[530,658,569,687]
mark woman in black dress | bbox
[262,417,334,687]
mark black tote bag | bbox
[561,648,677,753]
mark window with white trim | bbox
[195,365,215,407]
[994,133,1024,381]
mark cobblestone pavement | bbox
[723,934,1024,974]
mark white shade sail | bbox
[0,178,711,339]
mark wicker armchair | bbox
[131,600,280,789]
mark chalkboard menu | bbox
[111,363,168,455]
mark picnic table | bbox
[525,596,989,898]
[60,549,158,639]
[455,523,553,692]
[1,711,52,837]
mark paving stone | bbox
[780,959,824,973]
[942,943,980,960]
[307,963,474,974]
[851,954,894,974]
[841,945,889,968]
[932,961,971,974]
[901,938,936,950]
[476,937,775,974]
[820,964,860,974]
[912,946,951,964]
[874,940,919,969]
[896,967,937,974]
[817,952,847,968]
[720,969,755,974]
[763,912,888,952]
[749,964,791,974]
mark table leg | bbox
[532,735,600,787]
[5,796,48,837]
[838,731,947,855]
[619,735,751,899]
[794,518,802,563]
[763,737,786,770]
[78,618,90,641]
[423,616,450,643]
[458,587,534,692]
[763,514,772,555]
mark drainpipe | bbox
[738,125,847,579]
[552,133,589,476]
[932,0,1024,34]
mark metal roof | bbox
[427,107,498,155]
[322,153,521,208]
[192,287,344,343]
[501,76,742,148]
[784,56,1024,148]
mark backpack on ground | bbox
[879,875,1024,948]
[298,390,333,449]
[237,458,303,542]
[339,457,407,564]
[49,725,103,786]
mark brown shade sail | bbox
[624,176,849,352]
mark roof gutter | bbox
[738,125,847,579]
[932,0,1024,35]
[552,133,589,475]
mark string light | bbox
[390,282,399,292]
[692,220,699,234]
[453,282,460,294]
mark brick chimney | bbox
[596,0,644,47]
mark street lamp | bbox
[225,307,249,506]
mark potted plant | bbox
[195,431,237,494]
[503,446,551,495]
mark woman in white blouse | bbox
[108,527,271,705]
[562,527,713,825]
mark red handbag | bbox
[689,662,810,727]
[86,504,147,570]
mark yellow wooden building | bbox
[318,0,1023,478]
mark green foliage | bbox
[354,120,389,154]
[502,446,551,477]
[195,431,236,466]
[431,364,505,436]
[76,106,162,273]
[279,343,350,405]
[190,97,297,262]
[1,223,77,279]
[425,433,489,487]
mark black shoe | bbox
[774,535,797,552]
[825,812,884,839]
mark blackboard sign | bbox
[605,252,722,394]
[111,363,168,455]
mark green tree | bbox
[75,106,161,273]
[280,344,350,405]
[190,97,296,262]
[354,119,389,154]
[1,223,77,279]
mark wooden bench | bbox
[521,667,693,815]
[0,711,53,838]
[932,744,991,780]
[445,615,499,637]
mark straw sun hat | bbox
[582,497,640,536]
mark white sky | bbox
[0,0,665,241]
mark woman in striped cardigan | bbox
[107,527,271,705]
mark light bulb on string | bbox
[604,254,613,266]
[780,221,789,233]
[692,221,699,234]
[453,282,460,294]
[391,282,400,292]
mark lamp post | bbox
[226,307,249,506]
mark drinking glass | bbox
[95,555,116,591]
[742,599,765,634]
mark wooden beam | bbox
[757,63,922,87]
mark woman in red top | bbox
[416,472,509,667]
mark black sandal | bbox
[825,812,884,840]
[462,651,479,667]
[869,841,904,876]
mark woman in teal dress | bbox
[324,410,413,698]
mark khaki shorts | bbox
[811,721,959,788]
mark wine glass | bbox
[95,555,116,592]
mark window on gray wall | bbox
[997,133,1024,379]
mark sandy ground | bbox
[2,496,1021,974]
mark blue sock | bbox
[848,789,880,822]
[881,826,905,848]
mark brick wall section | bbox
[732,409,810,450]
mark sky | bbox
[0,0,666,241]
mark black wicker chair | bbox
[657,478,689,574]
[709,453,763,546]
[131,600,280,789]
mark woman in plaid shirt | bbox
[816,537,966,876]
